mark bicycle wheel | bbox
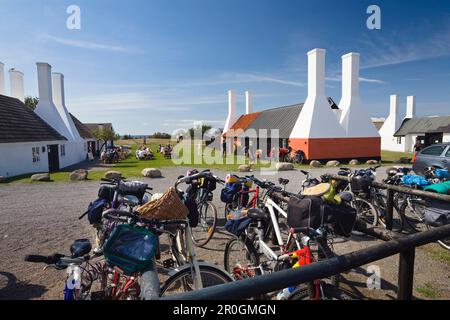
[352,197,378,229]
[160,265,233,297]
[287,283,353,300]
[191,201,217,247]
[372,192,404,232]
[309,237,339,287]
[399,198,427,232]
[224,235,260,280]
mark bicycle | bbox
[181,169,224,247]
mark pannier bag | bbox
[118,181,148,202]
[287,195,357,237]
[87,198,107,225]
[220,183,242,203]
[183,194,200,228]
[103,224,158,275]
[402,175,430,188]
[98,185,115,202]
[136,187,188,220]
[424,181,450,195]
[424,199,450,227]
[224,217,253,237]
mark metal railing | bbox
[163,175,450,300]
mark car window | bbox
[446,147,450,157]
[420,145,446,156]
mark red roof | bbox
[224,112,262,137]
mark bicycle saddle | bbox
[247,208,269,221]
[70,239,92,258]
[278,178,290,186]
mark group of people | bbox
[136,145,154,160]
[158,143,173,159]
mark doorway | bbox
[425,132,443,147]
[47,144,60,172]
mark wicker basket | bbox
[137,187,188,220]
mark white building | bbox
[0,61,94,178]
[379,95,450,152]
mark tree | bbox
[92,127,118,150]
[189,125,212,139]
[151,132,171,139]
[24,96,39,110]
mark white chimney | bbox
[0,62,5,95]
[9,69,25,102]
[339,52,379,137]
[405,95,416,119]
[52,72,82,141]
[290,48,346,138]
[245,91,253,115]
[390,94,401,131]
[34,62,74,141]
[223,90,237,134]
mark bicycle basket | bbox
[350,175,372,194]
[136,187,188,220]
[103,224,158,275]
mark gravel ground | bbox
[0,166,449,300]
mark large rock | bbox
[310,160,322,168]
[31,173,51,182]
[366,160,379,165]
[326,160,340,167]
[238,165,252,172]
[104,171,122,180]
[141,168,162,178]
[276,162,295,171]
[70,169,88,181]
[349,159,360,166]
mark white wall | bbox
[443,133,450,143]
[0,142,56,177]
[58,141,87,169]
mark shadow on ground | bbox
[0,271,47,300]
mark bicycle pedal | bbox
[163,259,175,269]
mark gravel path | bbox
[0,166,449,300]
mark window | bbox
[397,137,402,144]
[60,145,66,157]
[421,145,446,156]
[32,147,40,163]
[445,147,450,158]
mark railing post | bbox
[385,188,394,231]
[398,247,415,300]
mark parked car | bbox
[413,143,450,175]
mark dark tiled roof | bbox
[0,94,67,143]
[245,103,304,138]
[69,113,94,139]
[84,123,113,133]
[394,116,450,136]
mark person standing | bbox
[413,138,423,153]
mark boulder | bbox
[141,168,162,178]
[238,165,252,172]
[366,160,379,165]
[31,173,51,182]
[326,160,340,167]
[276,163,295,171]
[70,169,88,181]
[310,160,322,168]
[104,171,122,180]
[349,159,360,166]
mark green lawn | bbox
[2,139,414,184]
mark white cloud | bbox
[41,34,139,53]
[326,76,385,84]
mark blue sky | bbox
[1,0,450,135]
